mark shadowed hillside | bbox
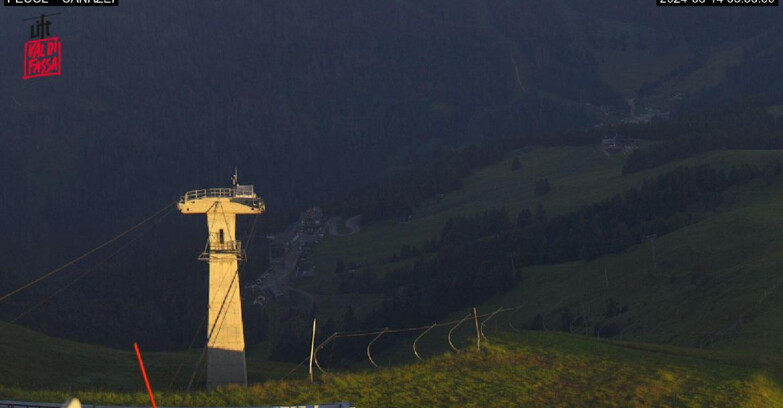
[2,0,783,353]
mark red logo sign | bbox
[23,36,61,80]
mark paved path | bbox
[326,216,361,237]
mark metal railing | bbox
[180,185,257,203]
[180,188,237,203]
[199,240,245,262]
[210,240,242,252]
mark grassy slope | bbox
[590,29,749,104]
[296,147,783,365]
[6,148,783,403]
[0,323,294,392]
[304,148,783,295]
[472,176,783,355]
[561,7,751,104]
[3,331,782,407]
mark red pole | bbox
[134,342,158,408]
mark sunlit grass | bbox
[3,331,781,407]
[0,323,295,392]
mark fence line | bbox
[447,314,473,352]
[283,303,571,381]
[480,307,505,340]
[366,328,389,368]
[413,323,437,361]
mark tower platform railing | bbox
[199,240,246,262]
[180,188,236,203]
[180,185,256,204]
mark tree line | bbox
[284,160,781,364]
[622,106,783,174]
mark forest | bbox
[2,1,783,353]
[270,159,782,362]
[622,105,783,174]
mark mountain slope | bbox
[295,147,783,358]
[2,331,781,407]
[479,177,783,354]
[0,322,294,391]
[305,148,783,284]
[3,1,783,351]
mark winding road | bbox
[326,215,362,237]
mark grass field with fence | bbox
[2,329,781,407]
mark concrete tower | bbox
[178,171,265,388]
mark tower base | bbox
[207,347,247,388]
